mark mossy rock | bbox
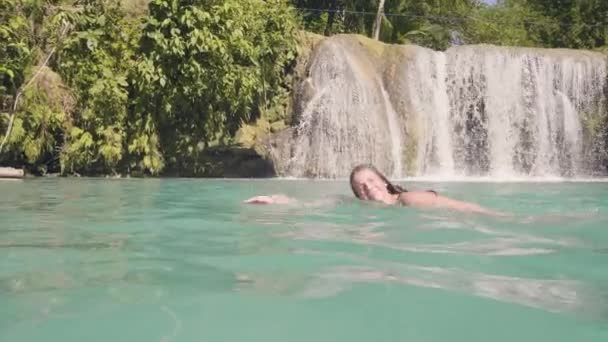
[270,121,287,133]
[353,34,387,59]
[234,119,271,148]
[294,31,326,71]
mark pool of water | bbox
[1,178,608,341]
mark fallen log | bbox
[0,167,24,179]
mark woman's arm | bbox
[436,196,506,216]
[399,191,507,216]
[244,194,294,205]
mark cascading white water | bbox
[442,46,607,177]
[405,49,455,176]
[380,86,404,178]
[287,38,403,178]
[278,36,608,179]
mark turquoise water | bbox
[1,178,608,341]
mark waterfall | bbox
[276,36,608,179]
[444,46,606,177]
[406,48,455,177]
[287,37,403,178]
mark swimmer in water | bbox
[245,164,506,216]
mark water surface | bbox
[1,178,608,341]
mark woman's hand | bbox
[244,194,293,205]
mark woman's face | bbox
[351,168,391,202]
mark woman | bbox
[245,164,505,216]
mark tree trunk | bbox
[324,0,338,36]
[372,0,386,40]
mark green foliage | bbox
[54,0,137,174]
[0,0,61,174]
[133,0,298,173]
[527,0,608,49]
[2,0,298,176]
[464,0,555,47]
[383,0,478,50]
[0,0,33,101]
[291,0,608,50]
[4,78,67,174]
[291,0,480,50]
[291,0,350,35]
